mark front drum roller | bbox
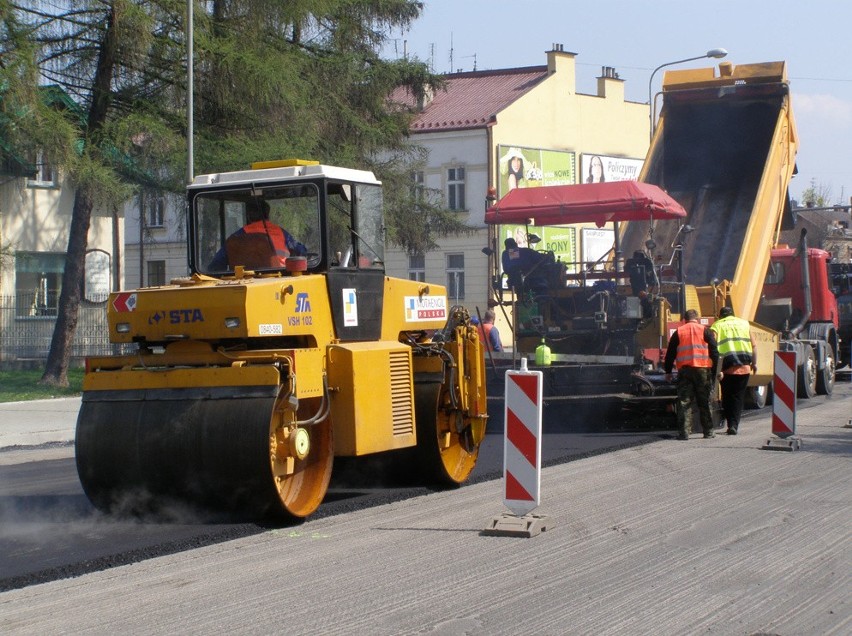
[412,381,480,486]
[76,385,333,520]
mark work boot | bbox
[726,427,738,435]
[677,431,689,440]
[703,431,715,438]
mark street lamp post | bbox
[186,0,194,184]
[648,48,727,140]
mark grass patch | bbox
[0,369,84,402]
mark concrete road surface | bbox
[1,382,849,635]
[0,397,79,449]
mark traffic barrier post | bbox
[483,357,553,537]
[763,350,802,451]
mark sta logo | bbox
[169,308,204,323]
[295,292,311,313]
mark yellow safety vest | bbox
[711,316,753,370]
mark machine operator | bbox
[208,199,307,270]
[502,237,549,294]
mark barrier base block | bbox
[482,512,553,538]
[762,436,802,452]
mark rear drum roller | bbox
[412,381,480,487]
[76,385,333,520]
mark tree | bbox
[189,0,469,253]
[10,1,177,387]
[800,179,833,208]
[9,0,469,386]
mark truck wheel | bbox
[745,383,769,409]
[815,341,835,396]
[797,346,817,399]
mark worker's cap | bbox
[504,238,518,249]
[719,306,734,318]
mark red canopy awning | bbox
[485,181,687,227]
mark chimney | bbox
[546,44,577,93]
[596,66,624,100]
[416,86,434,112]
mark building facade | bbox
[123,189,188,289]
[0,152,123,362]
[386,46,651,327]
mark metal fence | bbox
[0,293,122,365]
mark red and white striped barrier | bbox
[502,360,543,517]
[771,351,797,437]
[764,350,801,451]
[483,358,553,536]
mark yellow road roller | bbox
[76,159,488,520]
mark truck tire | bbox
[815,340,835,396]
[745,383,770,409]
[797,346,817,399]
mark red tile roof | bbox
[391,66,549,132]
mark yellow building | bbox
[0,96,123,363]
[385,45,650,333]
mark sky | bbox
[382,0,852,206]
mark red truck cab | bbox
[763,246,839,329]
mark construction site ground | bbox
[1,379,850,635]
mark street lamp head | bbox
[649,48,728,140]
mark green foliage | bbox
[7,0,468,266]
[800,181,833,208]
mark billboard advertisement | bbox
[497,145,576,196]
[579,154,644,184]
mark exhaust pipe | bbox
[789,228,812,337]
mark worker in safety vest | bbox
[664,309,720,440]
[475,309,503,352]
[710,306,756,435]
[208,198,306,270]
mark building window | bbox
[15,252,64,317]
[146,191,165,228]
[446,253,465,301]
[147,260,166,286]
[408,253,426,282]
[411,171,425,202]
[26,150,57,188]
[447,166,465,210]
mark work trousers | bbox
[676,366,714,435]
[720,373,750,432]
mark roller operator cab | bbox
[77,160,488,520]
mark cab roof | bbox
[188,161,380,189]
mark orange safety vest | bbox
[675,321,713,369]
[477,323,494,342]
[242,221,291,260]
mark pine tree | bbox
[6,0,463,386]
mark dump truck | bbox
[485,60,837,420]
[759,235,839,400]
[76,159,487,520]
